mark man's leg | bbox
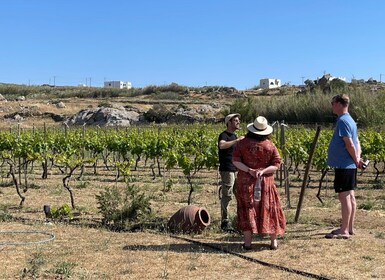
[349,190,356,234]
[220,171,235,230]
[338,191,352,235]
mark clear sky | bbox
[1,0,384,89]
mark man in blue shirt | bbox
[326,94,364,239]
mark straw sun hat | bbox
[246,116,273,135]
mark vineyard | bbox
[1,123,385,279]
[1,123,385,209]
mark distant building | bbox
[260,78,281,89]
[104,81,132,89]
[316,75,347,82]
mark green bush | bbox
[50,261,77,278]
[152,92,182,100]
[229,85,385,127]
[21,251,45,279]
[50,204,73,220]
[96,184,152,230]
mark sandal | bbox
[325,232,350,239]
[331,229,354,235]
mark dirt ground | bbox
[1,162,384,279]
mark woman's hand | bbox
[248,168,264,178]
[247,168,257,178]
[256,169,264,178]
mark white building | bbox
[259,78,281,89]
[104,81,132,89]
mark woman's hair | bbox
[246,131,271,141]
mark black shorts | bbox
[334,168,357,193]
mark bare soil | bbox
[1,162,384,279]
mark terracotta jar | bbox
[167,205,211,234]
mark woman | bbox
[232,116,286,250]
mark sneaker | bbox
[221,221,235,232]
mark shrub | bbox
[152,92,182,100]
[358,200,375,210]
[50,204,73,220]
[21,251,45,279]
[0,212,12,222]
[96,184,152,230]
[50,261,77,278]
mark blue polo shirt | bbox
[327,113,358,169]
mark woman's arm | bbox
[233,160,258,178]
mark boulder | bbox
[56,101,66,108]
[66,107,140,127]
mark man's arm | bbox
[343,136,362,168]
[218,136,245,150]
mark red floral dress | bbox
[232,137,286,235]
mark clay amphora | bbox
[167,205,210,234]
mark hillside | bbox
[0,79,384,129]
[0,84,275,129]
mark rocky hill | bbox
[1,76,383,129]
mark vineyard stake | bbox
[295,126,321,222]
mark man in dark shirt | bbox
[218,113,244,231]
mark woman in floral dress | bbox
[232,116,286,250]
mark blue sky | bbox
[1,0,384,89]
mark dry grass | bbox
[1,162,385,279]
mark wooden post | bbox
[295,126,321,222]
[280,121,291,209]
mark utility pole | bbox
[301,76,305,85]
[380,74,383,83]
[86,77,92,87]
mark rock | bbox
[66,107,140,127]
[14,114,23,121]
[56,101,66,108]
[43,112,66,122]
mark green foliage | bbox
[372,180,384,190]
[361,255,374,261]
[358,200,375,210]
[141,83,187,95]
[50,261,77,278]
[330,78,347,92]
[229,84,385,126]
[96,184,152,229]
[0,205,12,221]
[0,83,135,99]
[22,251,45,279]
[96,186,121,224]
[50,204,73,220]
[152,91,182,100]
